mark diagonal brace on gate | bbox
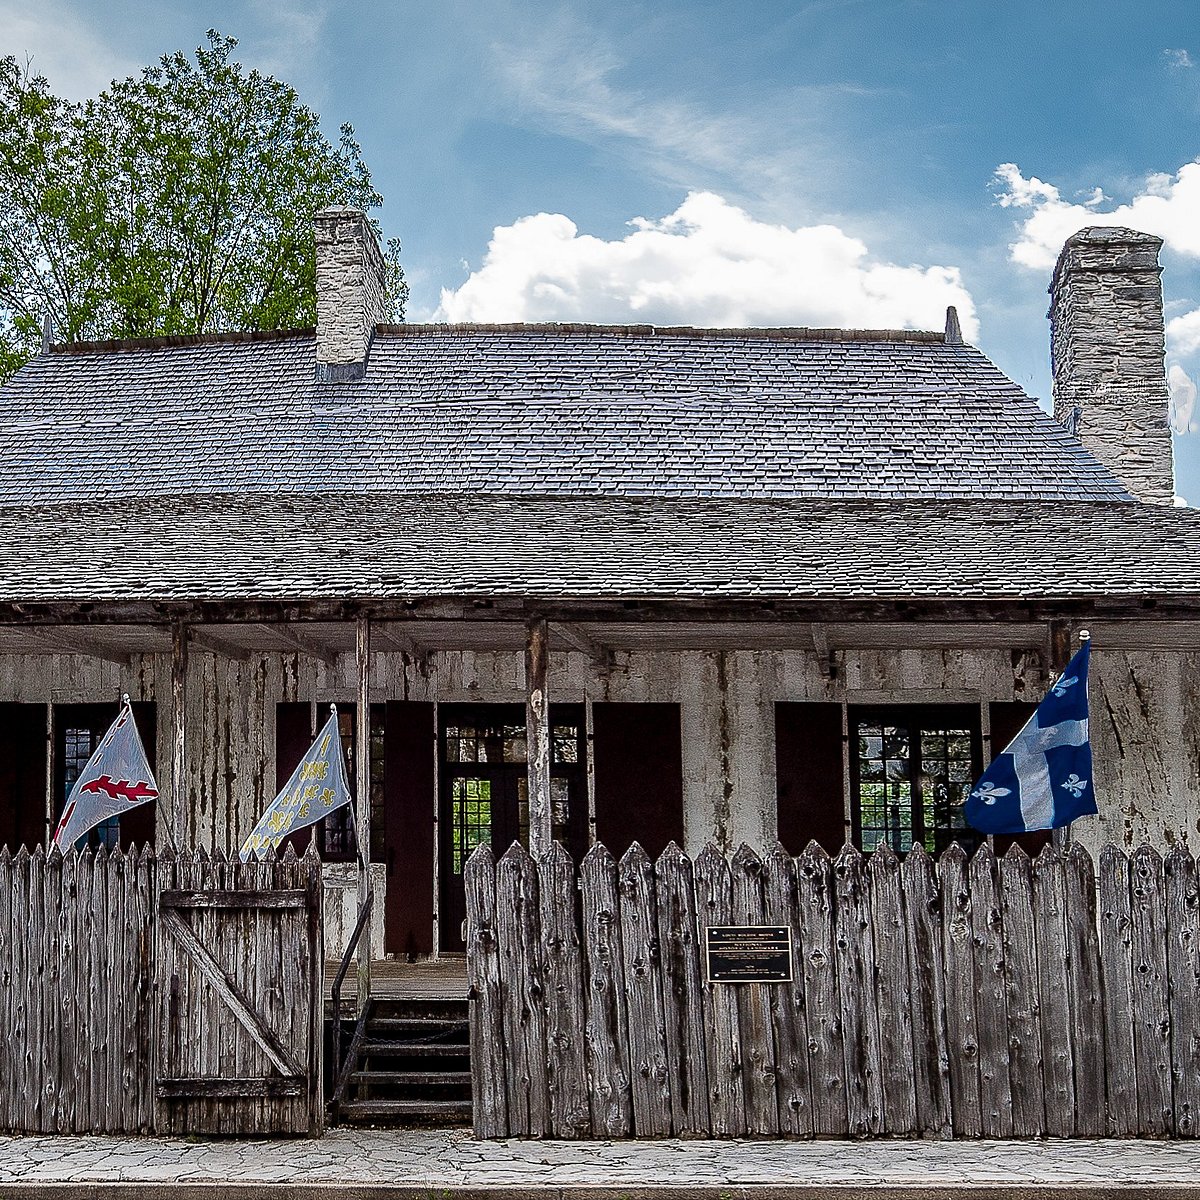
[160,908,304,1078]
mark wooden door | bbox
[592,702,683,858]
[0,703,47,850]
[155,846,323,1135]
[384,701,435,958]
[775,701,846,854]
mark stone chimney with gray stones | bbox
[1048,226,1175,504]
[314,206,387,381]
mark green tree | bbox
[0,31,407,379]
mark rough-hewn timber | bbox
[466,838,1200,1140]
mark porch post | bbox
[525,615,551,858]
[355,613,372,1014]
[169,620,187,851]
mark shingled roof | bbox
[0,323,1130,504]
[0,493,1194,603]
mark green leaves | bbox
[0,30,405,377]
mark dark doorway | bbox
[0,704,47,850]
[438,703,585,952]
[775,701,846,855]
[592,702,683,859]
[384,701,435,959]
[54,701,157,849]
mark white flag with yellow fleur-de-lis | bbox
[240,707,352,860]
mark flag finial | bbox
[121,692,131,707]
[1079,629,1091,643]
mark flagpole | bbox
[1051,627,1090,852]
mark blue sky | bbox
[7,0,1200,500]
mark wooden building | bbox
[0,212,1196,968]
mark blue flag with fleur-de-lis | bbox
[966,640,1095,834]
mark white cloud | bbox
[437,191,978,337]
[0,0,133,99]
[489,9,871,206]
[1169,364,1200,434]
[246,0,328,83]
[1168,310,1200,358]
[993,159,1200,271]
[1165,48,1195,70]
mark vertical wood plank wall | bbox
[0,845,322,1136]
[0,845,157,1133]
[466,838,1200,1141]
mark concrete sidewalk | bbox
[2,1128,1200,1198]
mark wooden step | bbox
[337,1097,472,1122]
[351,1069,471,1087]
[365,1016,468,1034]
[359,1040,470,1057]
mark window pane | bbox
[451,777,492,874]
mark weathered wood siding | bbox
[466,838,1200,1140]
[0,641,1196,868]
[0,845,156,1134]
[323,862,386,961]
[0,844,323,1137]
[156,845,324,1136]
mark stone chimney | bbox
[314,206,388,381]
[1048,226,1175,504]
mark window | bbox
[850,705,982,856]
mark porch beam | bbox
[260,623,340,670]
[525,616,552,859]
[549,620,611,669]
[372,623,425,658]
[355,613,372,1016]
[188,628,252,661]
[14,627,133,665]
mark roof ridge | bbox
[45,321,957,355]
[48,328,315,355]
[373,322,949,344]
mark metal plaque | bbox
[704,925,793,983]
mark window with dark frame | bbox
[442,710,585,871]
[850,704,983,857]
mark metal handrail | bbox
[329,891,373,1120]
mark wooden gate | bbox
[155,844,324,1135]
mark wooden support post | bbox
[355,613,372,1016]
[170,620,187,852]
[525,616,551,859]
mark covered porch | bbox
[0,596,1198,963]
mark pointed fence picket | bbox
[0,841,322,1136]
[465,838,1200,1141]
[0,845,157,1133]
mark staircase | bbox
[330,997,472,1126]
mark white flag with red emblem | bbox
[53,695,158,848]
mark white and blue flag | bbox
[966,640,1096,835]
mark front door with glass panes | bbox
[438,703,585,951]
[849,705,983,856]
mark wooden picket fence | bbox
[464,838,1200,1140]
[0,843,323,1136]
